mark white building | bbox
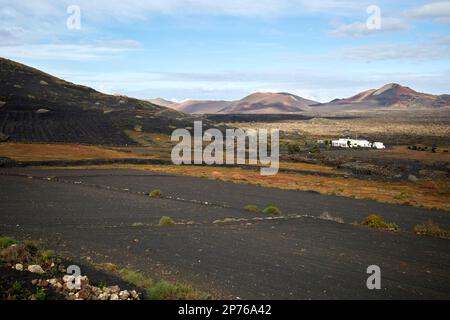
[332,138,385,149]
[372,142,386,149]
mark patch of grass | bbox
[243,205,259,213]
[0,236,17,248]
[361,214,399,231]
[262,206,281,216]
[159,216,174,226]
[39,249,56,263]
[23,240,39,255]
[119,269,153,288]
[95,263,209,300]
[149,189,162,198]
[35,288,46,300]
[11,281,22,292]
[148,280,209,300]
[393,192,410,200]
[414,221,450,240]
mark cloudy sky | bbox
[1,0,449,102]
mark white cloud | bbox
[337,36,450,61]
[0,0,370,21]
[0,42,141,61]
[332,18,410,37]
[407,1,450,25]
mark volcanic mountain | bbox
[325,83,450,109]
[171,100,232,114]
[170,92,318,114]
[147,98,176,108]
[0,58,216,145]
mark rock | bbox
[15,263,23,271]
[0,132,9,142]
[36,108,50,114]
[28,265,44,274]
[48,278,58,286]
[110,294,119,300]
[31,279,39,285]
[119,290,130,300]
[107,285,120,294]
[63,275,75,283]
[98,293,109,300]
[408,174,419,182]
[37,280,49,287]
[130,290,139,299]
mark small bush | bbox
[262,206,281,216]
[148,280,207,300]
[119,269,153,288]
[35,288,46,300]
[361,214,398,231]
[244,205,259,213]
[309,146,320,154]
[24,240,39,255]
[414,221,450,240]
[149,189,162,198]
[159,216,174,226]
[39,249,56,263]
[0,237,17,248]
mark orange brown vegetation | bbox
[53,164,450,211]
[0,143,156,161]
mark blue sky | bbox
[1,0,449,102]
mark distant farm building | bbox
[331,138,385,149]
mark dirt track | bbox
[0,168,449,299]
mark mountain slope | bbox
[171,100,232,114]
[169,92,318,114]
[219,92,318,114]
[147,98,175,108]
[0,58,208,145]
[325,83,450,109]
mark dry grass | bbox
[49,164,450,211]
[0,143,158,161]
[279,161,344,174]
[234,117,450,140]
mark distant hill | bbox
[0,58,218,145]
[219,92,318,114]
[172,100,232,114]
[166,84,450,115]
[169,92,318,114]
[147,98,175,108]
[322,83,450,110]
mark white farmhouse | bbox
[331,138,385,149]
[372,142,386,149]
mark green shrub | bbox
[415,221,450,240]
[119,269,153,288]
[159,216,174,226]
[309,146,320,154]
[262,206,281,216]
[39,249,56,262]
[149,189,162,198]
[0,237,17,248]
[35,288,46,300]
[244,205,259,213]
[148,280,207,300]
[361,214,398,231]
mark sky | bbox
[0,0,449,102]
